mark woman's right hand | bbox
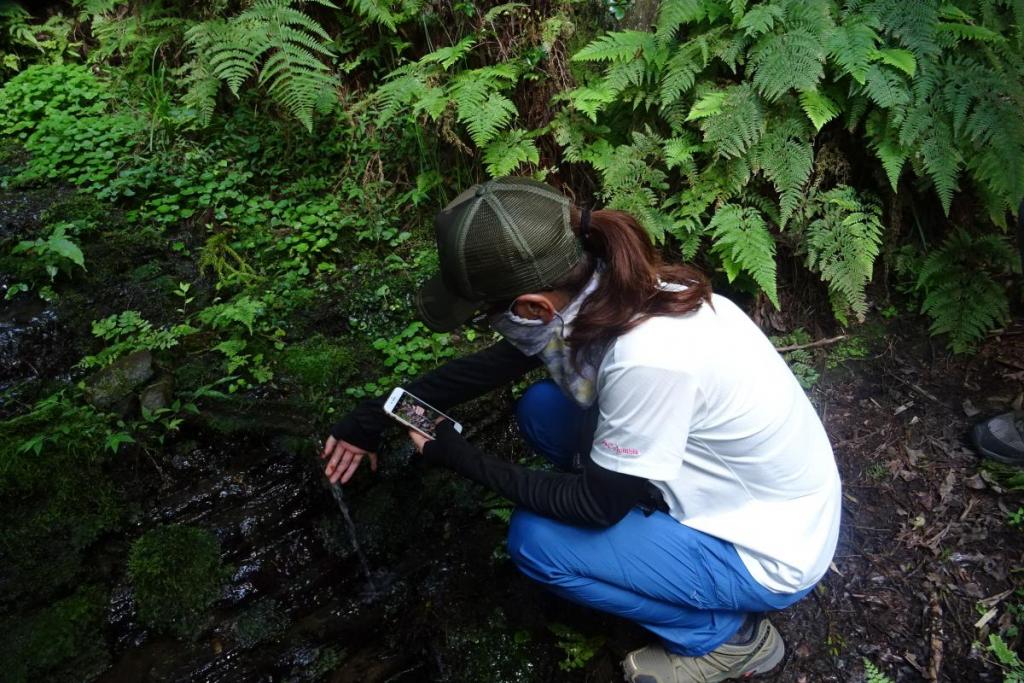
[322,435,377,485]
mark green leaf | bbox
[49,237,85,267]
[686,91,726,121]
[708,204,778,308]
[874,48,916,77]
[482,130,540,177]
[798,88,839,131]
[420,36,476,70]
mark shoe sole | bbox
[971,426,1024,466]
[740,631,785,678]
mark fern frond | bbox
[659,42,703,106]
[869,0,940,59]
[345,0,399,31]
[827,14,880,84]
[804,186,883,321]
[916,229,1016,352]
[865,110,907,191]
[656,0,706,42]
[450,73,517,146]
[918,118,962,214]
[936,21,1004,44]
[183,0,338,131]
[750,116,813,226]
[420,35,476,69]
[573,30,656,63]
[709,203,780,307]
[874,47,917,76]
[799,88,840,130]
[749,26,827,101]
[862,658,895,683]
[738,4,786,38]
[863,63,910,108]
[692,84,765,158]
[482,129,539,177]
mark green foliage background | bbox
[0,0,1021,679]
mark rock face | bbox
[84,350,154,410]
[139,375,174,413]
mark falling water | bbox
[330,482,379,597]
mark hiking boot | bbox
[972,412,1024,465]
[621,618,784,683]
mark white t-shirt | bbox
[589,294,841,593]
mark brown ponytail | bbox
[557,208,712,363]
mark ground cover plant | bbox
[0,1,1021,681]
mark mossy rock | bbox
[127,524,227,638]
[0,586,109,683]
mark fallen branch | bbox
[927,592,943,682]
[774,334,848,353]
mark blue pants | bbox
[509,380,813,656]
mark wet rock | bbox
[139,375,174,413]
[84,350,154,410]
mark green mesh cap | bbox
[416,177,583,332]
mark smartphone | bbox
[384,388,463,440]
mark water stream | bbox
[329,482,379,598]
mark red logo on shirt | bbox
[600,439,640,456]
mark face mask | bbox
[489,269,603,407]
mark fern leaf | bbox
[686,91,726,121]
[663,133,700,172]
[709,203,779,308]
[656,0,706,42]
[183,0,338,131]
[482,129,539,177]
[750,117,813,227]
[749,27,827,101]
[345,0,398,31]
[738,4,785,37]
[874,47,916,76]
[865,111,907,191]
[804,186,883,322]
[936,21,1003,44]
[450,74,516,146]
[863,63,910,108]
[799,88,839,130]
[420,35,476,69]
[573,31,656,63]
[862,658,895,683]
[693,84,765,158]
[568,84,618,122]
[918,119,962,215]
[916,230,1015,352]
[827,15,880,84]
[659,43,702,106]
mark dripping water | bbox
[330,482,379,597]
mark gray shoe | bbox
[972,412,1024,465]
[622,618,784,683]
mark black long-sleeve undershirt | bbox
[330,339,540,452]
[422,422,656,528]
[330,339,664,527]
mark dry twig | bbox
[774,334,848,353]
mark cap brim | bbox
[415,274,482,333]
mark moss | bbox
[127,524,227,638]
[277,333,357,394]
[0,586,109,683]
[0,395,123,600]
[41,191,110,228]
[232,598,288,649]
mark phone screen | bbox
[393,391,448,438]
